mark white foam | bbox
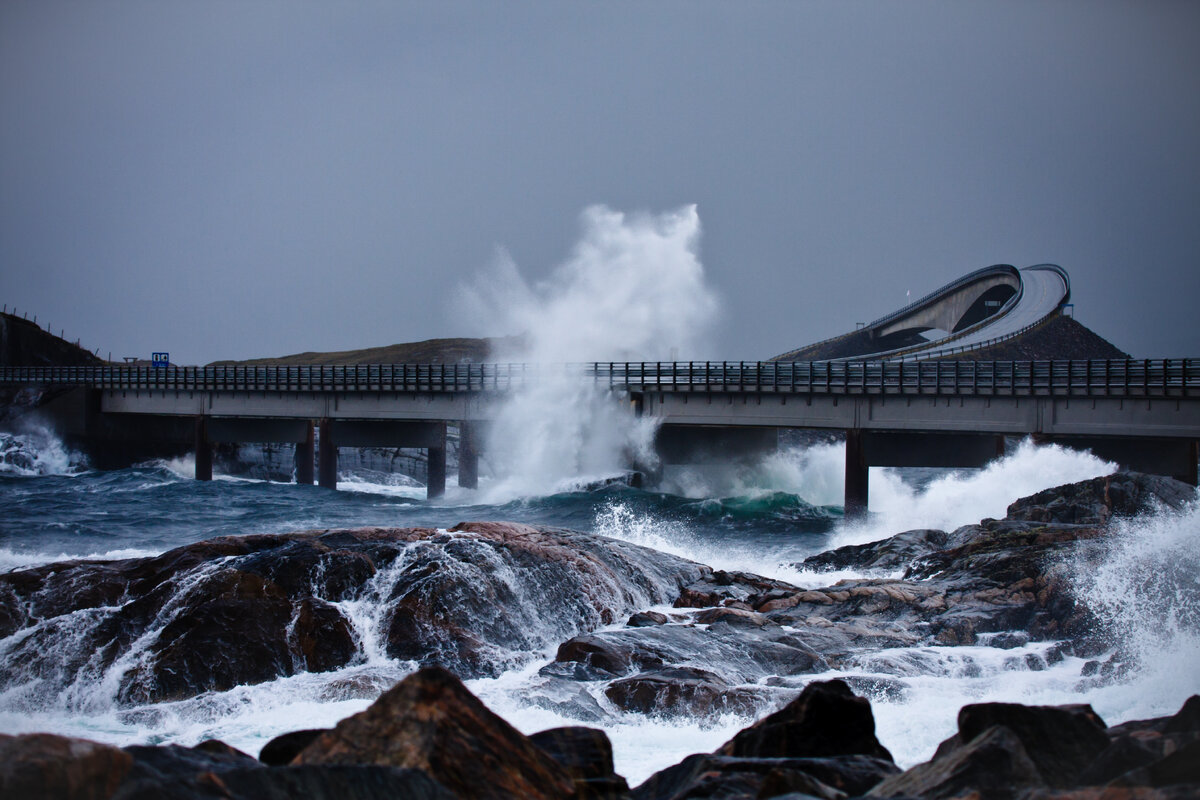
[0,426,87,477]
[458,205,718,502]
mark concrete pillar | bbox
[428,445,447,499]
[295,421,315,485]
[318,419,337,489]
[844,429,868,518]
[194,416,213,481]
[458,422,478,489]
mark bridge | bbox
[4,359,1198,513]
[772,264,1073,361]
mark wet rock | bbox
[674,569,798,610]
[0,733,133,800]
[0,523,703,703]
[716,679,893,762]
[530,726,630,799]
[694,606,769,627]
[1111,737,1200,788]
[294,666,575,800]
[633,754,897,800]
[213,765,455,800]
[604,666,761,717]
[259,729,329,766]
[955,702,1109,787]
[627,611,669,627]
[800,528,950,573]
[1006,472,1194,525]
[870,725,1044,799]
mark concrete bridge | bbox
[773,264,1072,362]
[4,359,1198,513]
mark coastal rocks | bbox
[295,666,576,800]
[870,695,1200,799]
[632,680,897,800]
[0,733,132,800]
[0,523,704,704]
[716,679,893,761]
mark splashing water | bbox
[459,205,719,501]
[1068,497,1200,719]
[0,425,87,477]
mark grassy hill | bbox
[207,337,523,366]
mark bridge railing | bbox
[1,359,1196,399]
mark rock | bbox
[0,733,132,800]
[1006,472,1194,525]
[259,729,329,766]
[955,702,1109,787]
[530,727,630,799]
[626,611,669,627]
[1110,738,1200,788]
[211,765,456,800]
[800,529,950,573]
[693,606,769,627]
[1163,694,1200,733]
[294,666,575,800]
[0,523,704,704]
[870,725,1044,799]
[632,754,897,800]
[716,679,893,761]
[604,666,760,717]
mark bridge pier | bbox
[295,421,315,485]
[428,445,447,499]
[194,416,213,481]
[844,429,868,518]
[458,422,479,489]
[318,419,337,489]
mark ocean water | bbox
[2,427,1198,785]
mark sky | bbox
[2,1,1198,365]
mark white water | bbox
[459,205,719,502]
[0,425,86,476]
[2,426,1198,786]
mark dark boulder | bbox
[294,666,576,800]
[1006,472,1194,525]
[870,725,1044,799]
[715,679,893,762]
[0,733,132,800]
[259,729,329,766]
[604,666,760,717]
[530,726,630,799]
[633,753,897,800]
[955,702,1109,787]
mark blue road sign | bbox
[152,352,169,368]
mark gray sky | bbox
[2,1,1198,364]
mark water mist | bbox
[459,205,719,500]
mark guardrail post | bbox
[318,419,337,489]
[295,421,315,485]
[194,416,212,481]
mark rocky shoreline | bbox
[1,471,1197,798]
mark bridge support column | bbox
[458,422,478,490]
[844,429,868,518]
[295,421,314,485]
[428,445,446,499]
[194,416,212,481]
[318,419,337,489]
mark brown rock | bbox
[294,666,575,800]
[0,733,132,800]
[869,724,1044,799]
[716,679,893,762]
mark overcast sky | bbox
[2,1,1197,364]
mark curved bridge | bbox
[773,264,1071,361]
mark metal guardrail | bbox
[1,360,1196,399]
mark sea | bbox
[2,424,1198,786]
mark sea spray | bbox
[0,425,86,477]
[458,205,719,500]
[1068,497,1200,719]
